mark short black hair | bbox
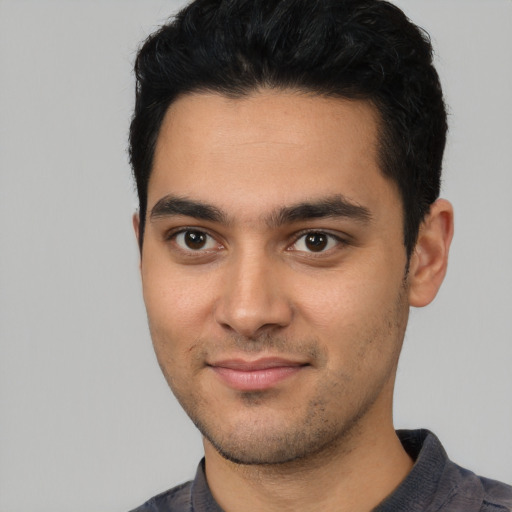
[129,0,447,256]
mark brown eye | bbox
[174,230,217,251]
[291,232,341,253]
[305,233,328,252]
[184,230,207,249]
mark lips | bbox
[208,357,307,391]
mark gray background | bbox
[0,1,511,511]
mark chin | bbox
[196,411,357,467]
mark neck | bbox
[203,417,413,512]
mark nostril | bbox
[214,296,293,338]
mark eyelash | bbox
[165,228,222,253]
[165,228,347,256]
[288,230,347,257]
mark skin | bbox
[134,90,453,512]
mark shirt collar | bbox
[189,429,449,512]
[374,429,449,511]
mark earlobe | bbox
[408,199,454,307]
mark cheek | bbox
[141,260,217,352]
[295,264,406,363]
[296,266,393,327]
[143,277,212,389]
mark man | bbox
[128,0,512,511]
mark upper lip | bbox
[208,357,308,371]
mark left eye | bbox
[173,230,219,251]
[291,232,340,253]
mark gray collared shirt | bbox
[130,429,512,511]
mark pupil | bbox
[305,233,327,252]
[185,231,206,249]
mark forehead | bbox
[149,90,397,219]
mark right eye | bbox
[173,230,219,251]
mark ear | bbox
[408,199,454,307]
[132,213,142,263]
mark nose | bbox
[214,250,293,338]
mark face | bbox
[138,91,411,465]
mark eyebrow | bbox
[268,195,372,227]
[149,194,371,226]
[150,195,227,223]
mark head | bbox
[129,0,453,467]
[130,0,447,258]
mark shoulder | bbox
[392,430,511,512]
[128,480,193,512]
[478,475,512,511]
[443,461,512,512]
